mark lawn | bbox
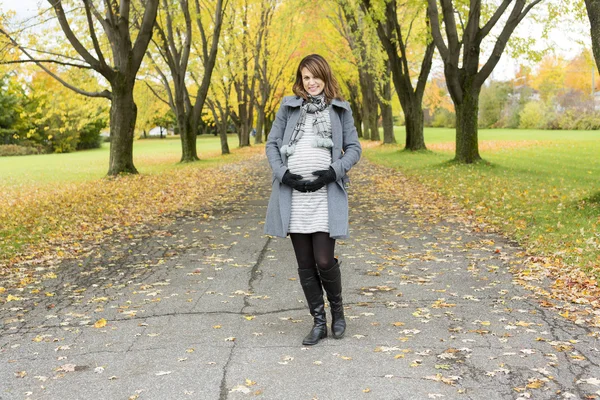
[363,127,600,278]
[0,134,240,189]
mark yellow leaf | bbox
[7,294,21,302]
[0,287,5,294]
[363,388,371,393]
[213,325,222,329]
[94,318,107,328]
[244,315,255,321]
[392,322,405,327]
[245,378,256,386]
[526,379,544,389]
[515,321,533,327]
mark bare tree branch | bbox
[143,80,170,106]
[0,27,111,98]
[47,0,102,71]
[131,0,160,70]
[478,0,512,41]
[426,0,449,60]
[82,0,108,69]
[475,0,542,86]
[0,59,93,68]
[15,46,88,63]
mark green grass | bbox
[364,127,600,276]
[0,134,238,189]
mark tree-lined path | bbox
[1,155,599,399]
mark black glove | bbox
[304,166,336,192]
[282,170,309,192]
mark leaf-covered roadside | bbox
[361,148,600,327]
[0,148,263,293]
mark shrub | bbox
[518,101,548,129]
[478,81,511,128]
[555,111,577,130]
[77,118,106,150]
[431,108,455,128]
[575,114,600,130]
[0,144,42,156]
[50,127,79,153]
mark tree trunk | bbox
[381,92,395,145]
[220,122,230,154]
[380,62,396,144]
[381,104,394,144]
[454,86,482,163]
[265,115,272,135]
[180,114,199,162]
[349,100,363,138]
[586,0,600,71]
[238,104,251,147]
[369,92,380,141]
[359,71,372,140]
[108,84,138,175]
[345,81,363,138]
[404,99,425,150]
[254,106,265,144]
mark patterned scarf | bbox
[280,93,333,156]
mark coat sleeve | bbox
[331,106,362,180]
[265,100,289,182]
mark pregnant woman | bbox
[264,54,362,345]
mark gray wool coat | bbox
[264,95,362,239]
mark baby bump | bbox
[288,145,332,180]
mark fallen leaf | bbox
[94,318,107,328]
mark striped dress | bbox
[287,112,332,234]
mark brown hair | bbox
[292,54,344,103]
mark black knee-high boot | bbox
[298,268,327,345]
[318,259,346,339]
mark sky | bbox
[1,0,594,81]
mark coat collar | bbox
[283,95,350,111]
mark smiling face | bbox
[301,67,325,96]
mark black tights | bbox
[290,232,336,271]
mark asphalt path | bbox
[1,155,600,400]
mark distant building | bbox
[147,126,174,137]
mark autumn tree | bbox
[223,0,273,147]
[0,0,159,174]
[17,68,108,153]
[147,0,225,162]
[251,0,277,145]
[529,55,567,101]
[427,0,543,163]
[334,1,383,141]
[564,49,600,95]
[363,0,435,150]
[205,42,236,155]
[134,81,170,138]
